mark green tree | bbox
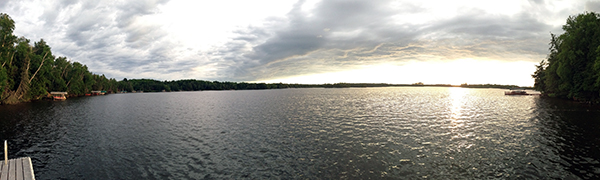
[0,13,17,98]
[535,12,600,101]
[532,60,547,92]
[27,39,55,99]
[0,13,121,104]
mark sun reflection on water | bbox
[449,87,469,121]
[447,87,477,151]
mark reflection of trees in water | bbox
[531,97,600,179]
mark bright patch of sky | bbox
[157,1,296,51]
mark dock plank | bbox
[15,158,22,180]
[21,158,33,180]
[0,161,7,180]
[0,163,4,179]
[0,158,34,180]
[8,158,15,180]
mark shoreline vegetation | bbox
[0,13,530,105]
[532,12,600,104]
[0,13,121,104]
[116,79,529,93]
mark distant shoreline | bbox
[7,82,531,105]
[116,79,531,93]
[319,83,530,89]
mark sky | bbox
[2,0,599,86]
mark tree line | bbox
[533,12,600,103]
[117,81,528,92]
[118,79,319,92]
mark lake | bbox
[0,87,599,179]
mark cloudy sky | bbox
[2,0,599,86]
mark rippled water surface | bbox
[1,87,600,179]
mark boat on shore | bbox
[504,88,530,95]
[91,91,106,95]
[50,92,68,100]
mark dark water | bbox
[1,87,599,179]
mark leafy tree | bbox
[534,12,600,102]
[0,13,16,98]
[532,60,547,92]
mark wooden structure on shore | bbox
[1,141,35,180]
[90,91,106,95]
[50,92,67,100]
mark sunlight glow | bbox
[449,87,469,120]
[447,87,476,150]
[258,59,536,86]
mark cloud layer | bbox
[1,0,591,83]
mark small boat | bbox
[505,88,529,95]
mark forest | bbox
[119,79,319,92]
[532,12,600,103]
[0,13,121,104]
[115,81,525,92]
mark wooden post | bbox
[4,140,7,165]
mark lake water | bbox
[0,87,599,179]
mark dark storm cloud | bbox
[0,1,7,9]
[586,1,600,12]
[115,0,169,47]
[419,10,553,57]
[429,11,549,39]
[65,7,112,46]
[40,0,78,27]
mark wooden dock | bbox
[0,157,35,180]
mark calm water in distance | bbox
[0,87,599,179]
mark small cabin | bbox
[50,92,67,100]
